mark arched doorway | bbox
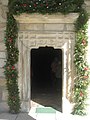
[31,47,62,112]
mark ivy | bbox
[75,9,89,31]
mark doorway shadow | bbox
[31,84,62,112]
[31,47,62,112]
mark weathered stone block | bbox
[0,68,4,77]
[21,101,30,112]
[85,0,90,15]
[1,0,8,6]
[0,78,6,87]
[1,87,8,101]
[19,23,44,31]
[44,24,64,31]
[14,13,79,24]
[0,43,6,51]
[0,59,5,68]
[0,24,6,31]
[66,24,75,31]
[0,52,6,58]
[36,33,56,39]
[0,31,5,42]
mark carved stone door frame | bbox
[15,13,78,113]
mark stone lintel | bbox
[14,13,79,24]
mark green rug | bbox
[36,107,56,113]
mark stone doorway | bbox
[15,13,78,113]
[31,47,62,112]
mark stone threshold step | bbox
[36,107,56,113]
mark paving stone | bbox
[0,113,17,120]
[16,113,36,120]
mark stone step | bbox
[36,107,56,114]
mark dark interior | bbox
[31,47,62,112]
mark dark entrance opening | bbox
[31,47,62,112]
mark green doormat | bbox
[36,107,56,113]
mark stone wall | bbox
[85,0,90,15]
[0,0,8,102]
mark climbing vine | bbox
[4,13,20,113]
[72,10,90,115]
[4,0,89,115]
[8,0,84,15]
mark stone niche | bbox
[14,13,78,113]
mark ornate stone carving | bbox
[18,31,75,43]
[17,13,76,112]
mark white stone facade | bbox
[0,0,90,113]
